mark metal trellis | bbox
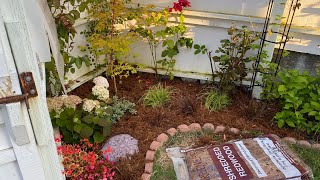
[250,0,301,96]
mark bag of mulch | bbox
[166,134,313,180]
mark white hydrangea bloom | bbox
[82,99,100,112]
[92,85,110,102]
[93,76,109,88]
[61,95,82,109]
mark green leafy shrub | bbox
[204,90,230,111]
[48,76,136,143]
[49,96,113,144]
[194,26,265,92]
[143,84,172,108]
[264,70,320,133]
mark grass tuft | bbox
[143,84,172,108]
[204,90,230,111]
[289,144,320,179]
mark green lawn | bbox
[289,144,320,180]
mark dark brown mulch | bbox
[70,72,307,180]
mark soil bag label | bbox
[208,144,253,180]
[177,134,313,180]
[254,136,304,179]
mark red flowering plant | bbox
[55,136,115,180]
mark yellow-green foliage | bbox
[87,0,141,93]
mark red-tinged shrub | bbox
[56,137,115,180]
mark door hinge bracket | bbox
[0,72,38,109]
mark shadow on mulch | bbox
[70,72,307,180]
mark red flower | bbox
[169,0,191,12]
[179,0,191,7]
[57,139,115,179]
[173,2,182,12]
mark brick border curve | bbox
[141,123,320,180]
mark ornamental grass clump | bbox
[204,90,230,111]
[143,84,172,108]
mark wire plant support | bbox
[250,0,301,96]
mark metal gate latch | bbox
[0,72,38,109]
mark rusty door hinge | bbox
[0,72,38,109]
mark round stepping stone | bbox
[167,128,177,136]
[150,141,161,151]
[146,150,155,161]
[215,125,226,133]
[145,162,153,173]
[202,123,215,131]
[189,123,201,131]
[297,140,311,148]
[177,124,190,132]
[282,137,297,144]
[157,133,169,144]
[229,128,240,135]
[141,173,151,180]
[102,134,138,162]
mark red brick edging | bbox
[141,123,320,180]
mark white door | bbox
[0,0,64,178]
[0,17,46,179]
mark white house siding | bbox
[65,0,320,86]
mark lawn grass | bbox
[289,144,320,179]
[151,130,221,180]
[151,150,177,180]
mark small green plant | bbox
[134,1,193,79]
[259,61,279,99]
[263,69,320,134]
[109,96,137,123]
[204,90,230,111]
[143,84,172,108]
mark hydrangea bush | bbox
[48,76,136,144]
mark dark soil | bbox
[70,72,307,180]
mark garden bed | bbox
[70,72,309,179]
